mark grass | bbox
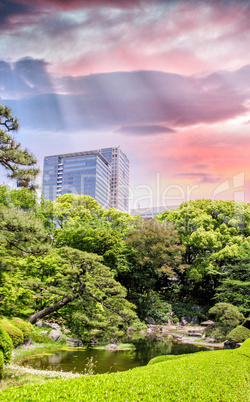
[0,367,49,392]
[11,343,65,363]
[0,339,249,401]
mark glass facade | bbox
[42,151,111,209]
[42,147,129,212]
[100,147,129,213]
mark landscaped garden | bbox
[0,338,249,401]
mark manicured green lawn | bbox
[0,339,249,401]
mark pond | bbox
[20,338,217,375]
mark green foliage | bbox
[0,205,51,256]
[30,330,54,344]
[214,258,250,316]
[120,218,186,319]
[0,324,13,364]
[144,293,172,323]
[0,185,38,210]
[11,318,33,339]
[148,354,183,365]
[0,103,39,189]
[206,303,245,342]
[0,340,249,401]
[0,318,23,346]
[0,350,3,379]
[159,199,250,306]
[227,325,250,343]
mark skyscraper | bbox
[99,147,129,212]
[42,146,129,212]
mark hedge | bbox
[0,325,13,364]
[11,317,33,339]
[227,325,250,343]
[0,318,23,346]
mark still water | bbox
[21,339,215,375]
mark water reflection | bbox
[21,338,214,375]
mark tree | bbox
[0,185,37,210]
[24,247,137,336]
[0,103,38,189]
[159,199,250,305]
[205,302,245,342]
[121,218,186,319]
[0,205,51,256]
[214,241,250,316]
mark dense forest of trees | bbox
[0,187,249,339]
[0,103,249,340]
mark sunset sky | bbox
[1,0,250,208]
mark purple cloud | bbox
[2,59,250,135]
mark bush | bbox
[0,324,13,364]
[0,318,24,346]
[11,317,33,339]
[206,303,245,342]
[227,325,250,343]
[0,350,3,379]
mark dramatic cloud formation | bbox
[0,0,250,205]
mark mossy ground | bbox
[0,339,249,401]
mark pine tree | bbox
[0,103,38,189]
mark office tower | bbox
[99,147,129,213]
[42,150,111,209]
[42,146,129,212]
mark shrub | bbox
[0,324,13,364]
[0,318,24,346]
[0,350,3,379]
[227,325,250,343]
[11,317,33,339]
[206,302,245,342]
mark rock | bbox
[48,329,63,341]
[66,337,83,347]
[190,316,199,325]
[40,330,49,335]
[147,325,159,333]
[180,318,188,326]
[206,337,216,343]
[224,340,236,349]
[156,334,163,339]
[146,317,155,325]
[43,322,53,328]
[105,343,120,350]
[21,338,33,346]
[35,320,43,327]
[188,332,203,338]
[44,322,61,331]
[172,334,184,339]
[201,320,214,326]
[188,329,203,334]
[50,323,61,331]
[182,315,191,323]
